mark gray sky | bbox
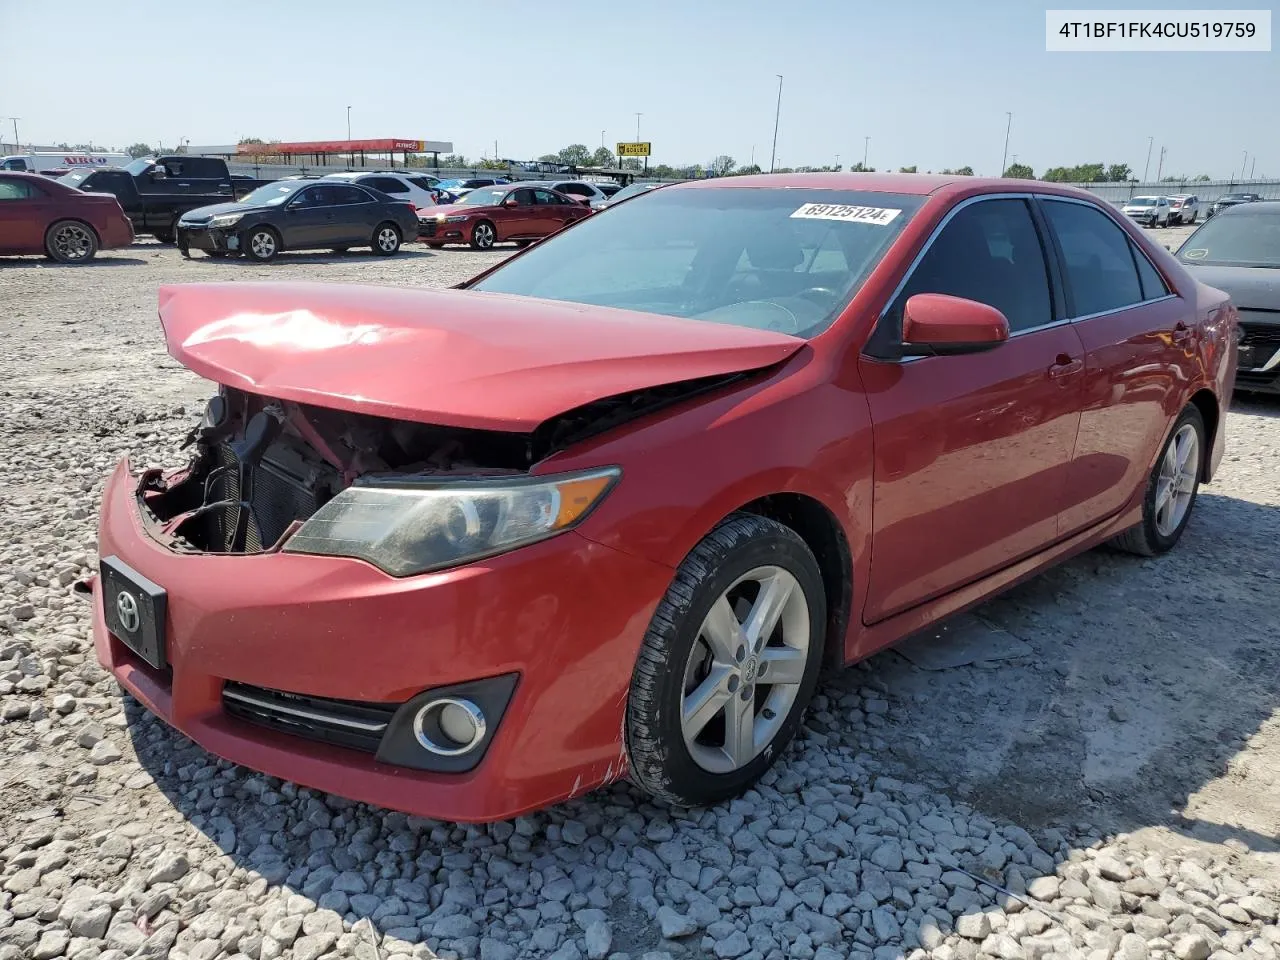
[1,0,1275,178]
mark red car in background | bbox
[0,172,133,263]
[420,183,591,250]
[91,174,1233,822]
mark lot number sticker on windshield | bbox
[790,203,901,225]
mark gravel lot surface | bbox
[2,230,1278,960]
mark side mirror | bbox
[503,198,519,207]
[901,293,1009,356]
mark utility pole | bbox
[6,117,19,151]
[1000,112,1012,176]
[494,139,498,161]
[601,129,605,149]
[1156,145,1166,181]
[863,136,870,169]
[635,113,642,141]
[1241,150,1249,179]
[769,75,783,173]
[835,153,839,171]
[346,106,352,168]
[1143,136,1153,182]
[1250,156,1256,178]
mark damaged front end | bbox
[137,387,535,559]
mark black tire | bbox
[514,239,533,249]
[243,226,281,263]
[371,222,401,256]
[44,220,99,264]
[1111,405,1206,557]
[626,513,827,807]
[469,220,496,250]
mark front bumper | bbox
[417,219,471,244]
[92,459,674,821]
[176,224,239,253]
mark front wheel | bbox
[626,513,826,807]
[243,226,281,263]
[371,223,401,256]
[1111,405,1205,556]
[469,220,496,250]
[45,220,99,264]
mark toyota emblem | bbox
[116,591,141,633]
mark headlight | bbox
[209,213,244,228]
[444,215,470,223]
[283,468,620,576]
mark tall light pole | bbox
[1000,112,1012,177]
[769,75,783,173]
[346,106,352,167]
[1143,136,1153,182]
[601,129,606,149]
[1241,150,1248,178]
[835,153,840,171]
[1250,156,1256,178]
[1156,145,1166,181]
[635,113,642,142]
[863,136,870,169]
[5,117,19,151]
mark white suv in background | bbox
[1121,195,1172,228]
[1168,195,1200,225]
[324,172,438,211]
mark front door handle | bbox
[1048,354,1083,379]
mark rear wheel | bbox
[626,513,826,807]
[244,226,281,263]
[372,222,401,256]
[469,220,496,250]
[1111,405,1205,556]
[45,220,99,264]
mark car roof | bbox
[668,171,1110,203]
[1218,199,1280,216]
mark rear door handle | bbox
[1048,354,1083,379]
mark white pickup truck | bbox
[0,152,131,175]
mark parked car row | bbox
[1121,192,1268,229]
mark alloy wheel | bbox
[53,224,93,261]
[474,223,494,248]
[377,227,399,252]
[250,232,276,258]
[679,565,810,774]
[1154,423,1199,537]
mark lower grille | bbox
[1238,320,1280,372]
[222,681,397,753]
[419,221,437,237]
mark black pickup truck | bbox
[59,156,264,242]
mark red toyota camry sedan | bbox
[91,174,1235,821]
[418,183,591,249]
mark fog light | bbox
[413,697,486,756]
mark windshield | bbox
[1129,197,1157,206]
[470,187,923,339]
[59,170,95,189]
[1178,211,1280,268]
[122,158,154,176]
[610,183,659,203]
[459,187,509,205]
[238,181,304,206]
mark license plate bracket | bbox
[100,555,168,670]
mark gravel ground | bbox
[2,233,1278,960]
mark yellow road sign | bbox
[616,142,652,157]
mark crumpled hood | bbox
[158,282,805,432]
[179,201,257,222]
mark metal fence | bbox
[1076,178,1280,204]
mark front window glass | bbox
[122,158,154,176]
[1177,212,1280,268]
[240,182,303,206]
[894,198,1051,333]
[470,188,923,339]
